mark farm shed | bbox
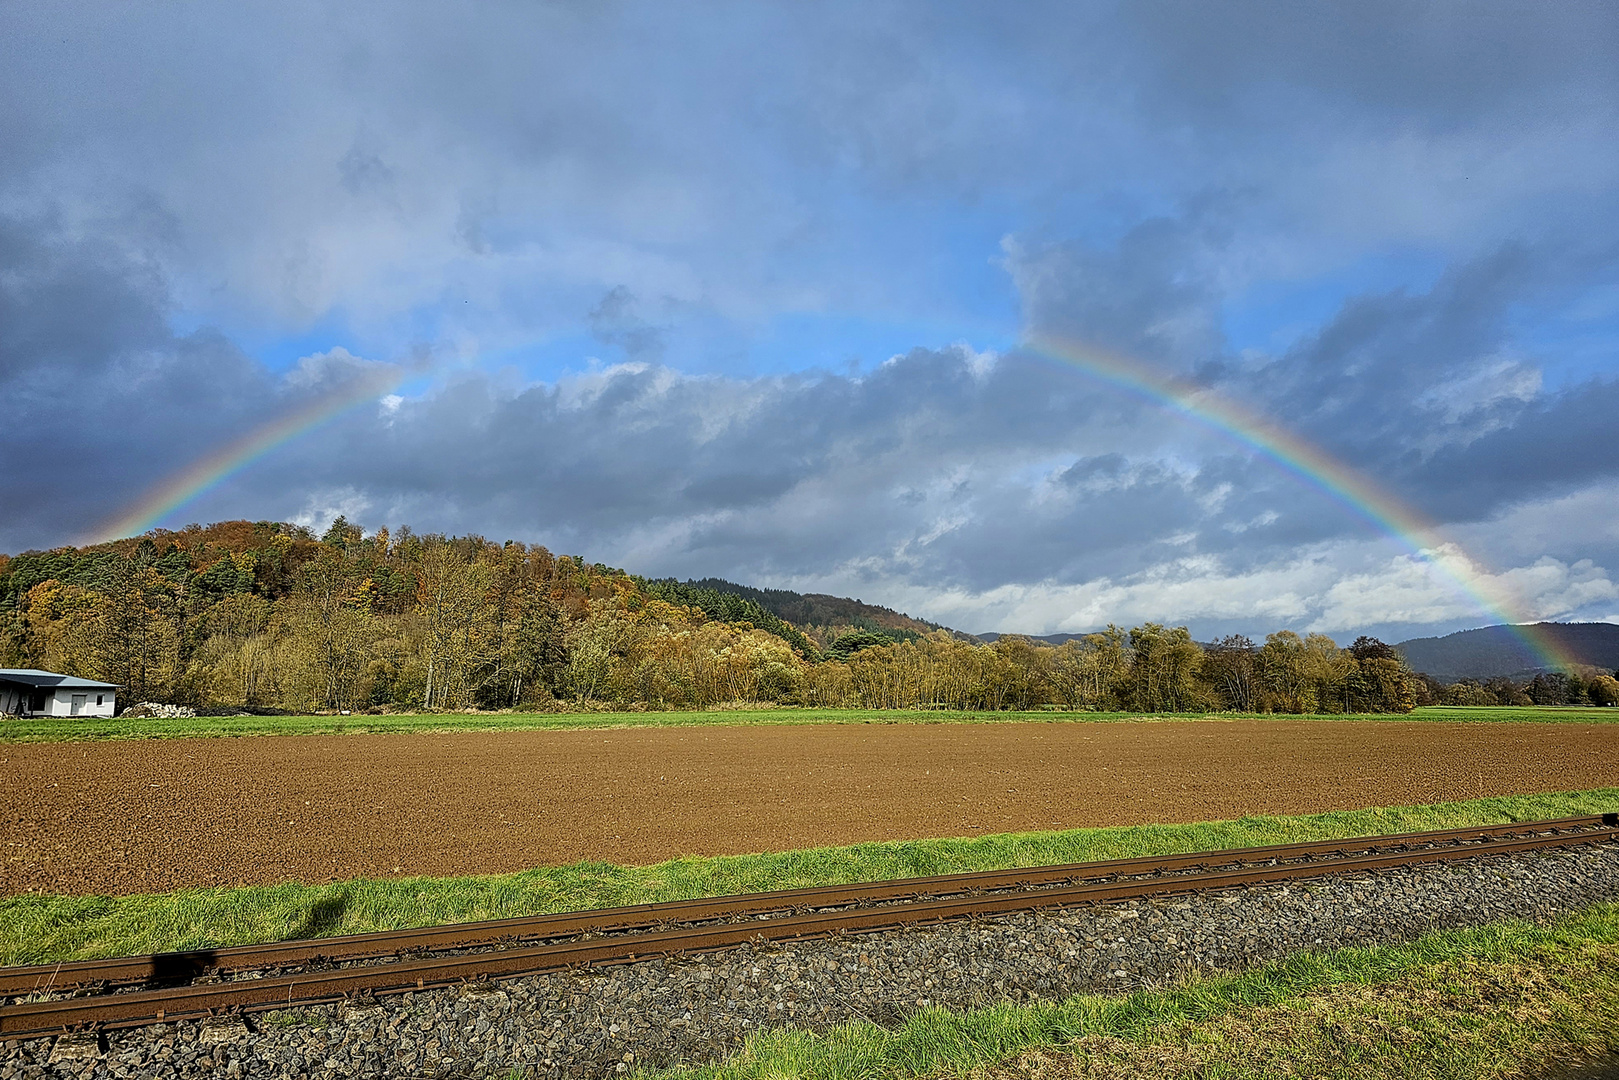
[0,669,118,717]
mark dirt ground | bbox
[4,720,1618,896]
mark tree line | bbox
[3,519,1613,715]
[1419,670,1619,708]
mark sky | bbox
[3,1,1619,642]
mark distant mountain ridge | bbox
[1394,622,1619,683]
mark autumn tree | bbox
[1258,631,1313,712]
[1299,634,1355,713]
[1125,623,1204,712]
[413,539,497,708]
[564,598,640,703]
[191,592,277,707]
[280,545,374,711]
[1201,635,1258,711]
[88,562,184,702]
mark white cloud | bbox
[289,487,374,534]
[782,539,1619,639]
[283,347,389,391]
[1415,352,1542,426]
[1452,479,1619,565]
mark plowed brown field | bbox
[4,720,1618,896]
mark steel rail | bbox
[3,813,1609,999]
[2,819,1615,1039]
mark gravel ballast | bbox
[5,842,1619,1079]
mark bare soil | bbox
[4,720,1618,896]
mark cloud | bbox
[284,346,395,392]
[1006,210,1232,370]
[166,346,1619,639]
[289,487,376,536]
[1409,378,1619,518]
[805,540,1619,641]
[7,204,1619,643]
[588,286,667,360]
[0,215,278,545]
[1313,547,1619,632]
[4,3,1619,645]
[6,2,1613,362]
[825,543,1619,640]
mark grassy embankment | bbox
[647,905,1619,1080]
[5,787,1617,966]
[2,704,1614,744]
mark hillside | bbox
[676,578,955,647]
[1394,622,1619,682]
[976,632,1086,645]
[0,519,1463,715]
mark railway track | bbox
[3,814,1615,1040]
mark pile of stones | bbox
[119,703,198,719]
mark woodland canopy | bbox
[3,519,1605,716]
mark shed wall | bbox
[40,688,116,717]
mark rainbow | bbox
[88,362,411,545]
[1023,332,1583,672]
[88,331,1580,672]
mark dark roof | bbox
[0,669,120,689]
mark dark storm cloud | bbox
[0,215,169,381]
[1009,203,1619,533]
[1414,381,1619,511]
[0,215,404,552]
[5,1,1610,345]
[1123,0,1619,123]
[0,216,274,546]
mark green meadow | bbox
[1,704,1614,745]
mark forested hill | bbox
[976,632,1087,645]
[672,578,952,647]
[4,519,1611,715]
[0,520,960,709]
[1394,623,1619,682]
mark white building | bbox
[0,669,119,717]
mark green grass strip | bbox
[647,904,1619,1080]
[3,704,1614,745]
[4,787,1617,966]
